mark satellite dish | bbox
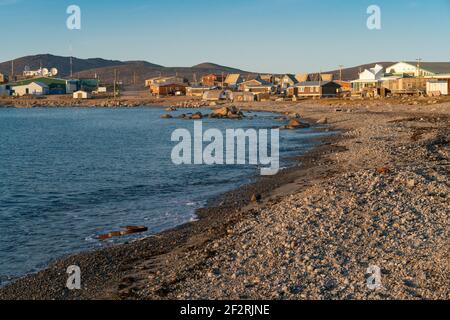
[50,68,58,76]
[24,65,30,72]
[42,68,49,76]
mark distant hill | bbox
[0,54,252,85]
[0,54,134,78]
[0,55,425,84]
[191,62,245,73]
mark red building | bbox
[150,83,187,96]
[201,74,225,87]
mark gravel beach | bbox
[1,98,449,300]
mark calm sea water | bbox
[0,107,330,283]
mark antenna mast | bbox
[339,65,344,81]
[416,58,422,78]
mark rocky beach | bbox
[0,98,449,300]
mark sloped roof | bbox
[203,90,225,99]
[225,73,242,84]
[320,74,334,81]
[296,81,338,87]
[295,74,310,82]
[241,78,273,86]
[154,82,187,87]
[13,77,66,86]
[14,81,49,88]
[283,74,298,83]
[404,62,450,74]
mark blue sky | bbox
[1,0,450,73]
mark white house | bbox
[73,90,91,99]
[386,62,450,77]
[351,64,385,91]
[12,82,49,96]
[202,89,227,101]
[426,81,448,96]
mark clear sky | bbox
[1,0,450,73]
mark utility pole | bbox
[339,65,344,81]
[70,56,73,78]
[416,58,422,78]
[11,59,14,82]
[319,70,322,98]
[113,69,117,98]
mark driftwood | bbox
[97,226,148,240]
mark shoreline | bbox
[0,105,330,297]
[0,99,449,300]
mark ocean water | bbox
[0,107,330,282]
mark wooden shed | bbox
[150,83,187,96]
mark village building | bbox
[0,73,8,84]
[386,62,450,77]
[145,76,187,87]
[224,74,244,89]
[351,64,385,92]
[239,78,274,93]
[93,87,107,94]
[201,74,225,87]
[428,74,450,95]
[73,90,92,99]
[426,81,449,96]
[0,85,11,96]
[320,74,334,82]
[202,90,227,101]
[23,67,58,78]
[254,92,271,102]
[280,74,298,89]
[12,81,49,96]
[295,81,341,98]
[150,82,187,96]
[77,78,100,92]
[334,80,352,91]
[382,77,429,95]
[229,91,255,102]
[12,77,80,94]
[260,74,275,83]
[286,86,297,98]
[295,74,310,83]
[186,86,210,97]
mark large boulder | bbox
[191,112,203,120]
[213,106,230,117]
[281,119,310,130]
[288,119,309,128]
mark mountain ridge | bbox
[0,54,424,83]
